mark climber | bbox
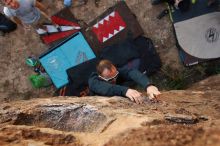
[88,60,161,104]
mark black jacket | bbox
[88,67,150,97]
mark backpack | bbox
[134,36,161,75]
[0,13,17,33]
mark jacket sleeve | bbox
[88,76,128,97]
[119,68,151,89]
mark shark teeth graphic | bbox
[104,15,110,21]
[93,23,99,28]
[102,26,125,42]
[119,26,125,31]
[103,37,108,42]
[110,11,115,17]
[92,11,127,43]
[108,33,113,39]
[99,19,104,25]
[93,11,116,29]
[113,29,119,35]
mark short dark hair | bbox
[96,60,114,75]
[178,0,191,12]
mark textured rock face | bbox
[0,126,82,146]
[13,104,107,132]
[190,75,220,91]
[104,125,220,146]
[0,87,220,146]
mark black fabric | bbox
[100,38,140,67]
[0,13,17,33]
[170,0,218,23]
[54,83,79,96]
[55,58,100,97]
[67,58,100,89]
[164,0,175,5]
[54,83,89,97]
[134,36,161,75]
[178,0,191,12]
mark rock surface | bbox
[0,87,219,146]
[190,74,220,91]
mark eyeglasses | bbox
[99,71,119,82]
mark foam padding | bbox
[39,32,96,88]
[82,1,144,55]
[91,11,127,43]
[169,1,220,66]
[39,8,80,47]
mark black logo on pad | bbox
[205,27,219,43]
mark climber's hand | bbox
[126,89,144,104]
[146,85,161,100]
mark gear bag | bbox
[0,13,17,33]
